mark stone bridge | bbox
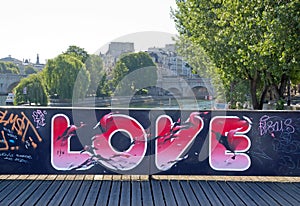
[0,74,26,94]
[157,75,214,98]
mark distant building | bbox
[100,42,196,79]
[98,42,212,99]
[147,44,193,78]
[0,54,45,74]
[106,42,134,58]
[0,55,23,66]
[101,42,135,73]
[33,54,45,71]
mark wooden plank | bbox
[45,175,58,180]
[0,175,10,180]
[290,183,300,195]
[72,180,93,205]
[0,179,14,193]
[46,176,75,205]
[0,179,34,205]
[272,182,300,203]
[294,182,300,189]
[227,182,258,206]
[256,182,293,206]
[245,182,281,206]
[179,181,201,205]
[170,181,189,206]
[216,182,246,206]
[0,180,22,201]
[160,180,176,206]
[59,180,83,206]
[5,175,21,180]
[131,181,142,206]
[141,180,153,206]
[150,180,165,206]
[94,175,104,180]
[21,180,54,205]
[95,180,112,206]
[189,181,211,206]
[107,181,121,206]
[121,175,131,181]
[2,175,300,206]
[235,182,268,206]
[208,181,235,206]
[0,180,27,204]
[119,181,131,205]
[35,180,65,206]
[198,181,223,206]
[83,181,102,206]
[36,175,48,180]
[10,180,44,206]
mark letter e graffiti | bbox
[209,116,251,171]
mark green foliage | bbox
[0,61,20,74]
[24,65,38,75]
[227,80,250,107]
[173,0,300,109]
[276,98,285,110]
[135,88,148,95]
[85,54,105,95]
[43,54,90,100]
[290,67,300,85]
[96,73,111,97]
[14,73,48,105]
[111,52,157,95]
[64,45,89,63]
[175,35,228,101]
[175,35,214,77]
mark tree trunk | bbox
[278,73,288,98]
[250,79,262,110]
[259,85,269,109]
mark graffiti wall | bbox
[0,107,300,176]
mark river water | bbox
[0,94,216,110]
[0,95,6,106]
[116,98,215,110]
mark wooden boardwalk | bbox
[0,175,300,205]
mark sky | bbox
[0,0,178,64]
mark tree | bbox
[0,62,20,74]
[14,73,48,105]
[85,54,105,95]
[175,35,228,102]
[96,73,111,97]
[43,54,90,100]
[172,0,300,109]
[111,52,157,95]
[24,65,38,75]
[64,45,89,63]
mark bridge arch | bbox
[167,87,182,96]
[0,74,25,94]
[7,81,20,93]
[192,86,209,99]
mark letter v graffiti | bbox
[155,112,204,171]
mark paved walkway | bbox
[0,175,300,205]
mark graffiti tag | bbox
[259,115,295,137]
[32,110,47,128]
[0,110,43,151]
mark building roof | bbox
[0,56,22,64]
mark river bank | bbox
[49,95,214,109]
